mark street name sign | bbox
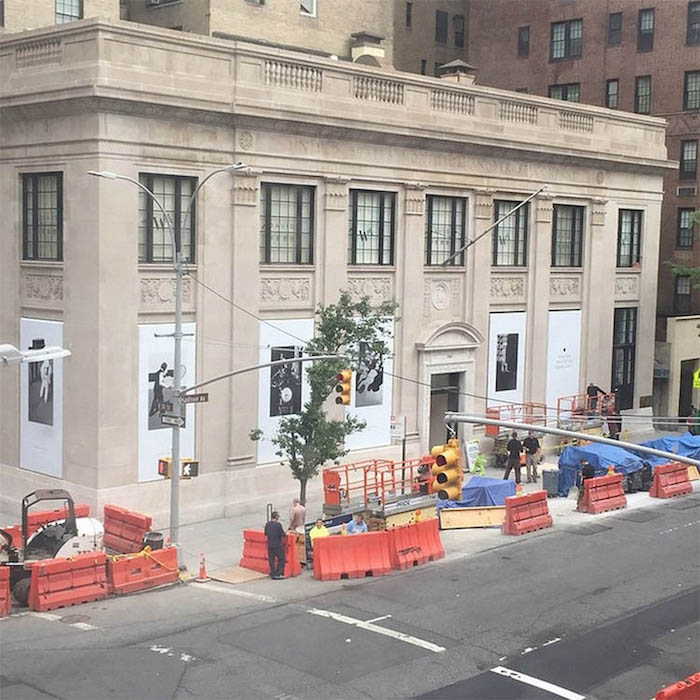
[181,393,209,404]
[161,413,185,428]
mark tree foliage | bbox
[665,210,700,289]
[252,291,397,504]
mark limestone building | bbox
[0,19,671,522]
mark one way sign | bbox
[181,459,199,478]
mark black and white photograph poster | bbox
[488,311,526,407]
[355,341,384,407]
[138,323,196,482]
[495,332,518,392]
[20,318,64,477]
[269,345,303,417]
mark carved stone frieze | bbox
[16,39,62,69]
[549,276,581,298]
[614,275,640,298]
[591,198,608,227]
[141,278,192,305]
[238,130,254,151]
[490,276,525,299]
[324,176,349,211]
[405,182,425,216]
[260,277,311,305]
[423,278,461,316]
[536,193,554,224]
[347,277,392,305]
[474,188,495,220]
[232,168,261,206]
[24,275,63,303]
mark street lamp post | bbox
[88,163,248,566]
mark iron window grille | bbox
[55,0,83,23]
[549,83,580,102]
[674,276,692,315]
[348,190,395,265]
[260,183,314,264]
[425,196,466,266]
[634,75,652,113]
[493,200,528,267]
[684,70,700,110]
[518,26,530,57]
[616,210,642,267]
[606,79,619,108]
[454,15,465,48]
[612,307,637,410]
[22,172,63,261]
[637,8,654,51]
[552,205,584,267]
[608,12,622,45]
[680,140,698,179]
[435,10,448,43]
[550,18,583,60]
[138,173,197,264]
[688,1,700,44]
[677,209,695,249]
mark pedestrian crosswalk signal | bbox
[181,459,199,479]
[335,370,352,405]
[158,457,172,479]
[430,438,463,500]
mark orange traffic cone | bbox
[195,553,210,583]
[414,509,422,523]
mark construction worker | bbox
[264,511,286,580]
[288,497,306,534]
[503,432,522,484]
[523,431,540,483]
[346,513,368,534]
[308,518,329,548]
[577,460,596,510]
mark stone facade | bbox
[0,20,670,523]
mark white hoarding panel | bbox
[546,310,582,416]
[488,312,527,407]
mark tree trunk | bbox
[299,478,307,506]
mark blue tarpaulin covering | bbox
[557,443,644,497]
[631,432,700,465]
[437,476,516,509]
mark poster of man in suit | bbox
[147,361,185,430]
[269,345,303,417]
[27,338,53,426]
[355,341,384,407]
[496,332,518,392]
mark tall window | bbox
[552,205,584,267]
[617,210,642,267]
[435,10,448,44]
[634,75,652,113]
[688,1,700,44]
[608,12,622,45]
[674,276,692,314]
[299,0,316,17]
[454,15,465,48]
[425,196,466,266]
[612,307,637,410]
[637,8,654,51]
[680,140,698,179]
[605,79,619,108]
[549,83,580,102]
[405,1,412,29]
[518,26,530,57]
[22,173,63,261]
[0,1,4,28]
[348,190,395,265]
[677,208,695,249]
[55,0,83,23]
[138,174,196,263]
[493,200,528,266]
[550,18,582,59]
[420,59,427,75]
[684,70,700,110]
[260,184,314,264]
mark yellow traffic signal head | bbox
[431,442,463,500]
[335,370,352,405]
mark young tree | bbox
[252,291,397,504]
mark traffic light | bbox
[158,457,172,479]
[431,438,463,500]
[181,459,199,479]
[334,370,352,406]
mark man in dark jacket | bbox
[264,511,286,580]
[523,431,540,483]
[586,382,605,414]
[503,432,522,484]
[577,460,596,509]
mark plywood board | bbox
[209,566,268,584]
[688,465,699,482]
[384,508,437,529]
[439,506,506,530]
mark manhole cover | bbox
[565,523,613,536]
[619,509,662,523]
[60,614,90,624]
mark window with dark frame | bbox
[677,208,695,249]
[616,209,642,267]
[138,173,197,264]
[435,10,448,44]
[550,18,582,60]
[688,1,700,44]
[608,12,622,45]
[454,14,465,48]
[634,75,652,113]
[674,275,692,314]
[606,79,619,108]
[434,62,441,77]
[637,8,654,51]
[260,183,314,264]
[612,307,637,410]
[493,200,528,267]
[55,0,83,23]
[299,0,316,17]
[680,140,698,179]
[518,26,530,57]
[552,204,584,267]
[0,1,4,28]
[420,59,427,75]
[405,1,412,29]
[548,83,580,102]
[425,196,466,266]
[22,172,63,261]
[684,70,700,110]
[348,190,395,265]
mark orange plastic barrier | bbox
[650,462,693,500]
[578,474,627,514]
[313,531,392,580]
[107,546,179,595]
[27,504,90,537]
[103,505,153,553]
[387,519,445,569]
[655,672,700,699]
[239,530,301,578]
[28,551,108,612]
[0,566,10,618]
[502,490,553,535]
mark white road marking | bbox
[197,582,278,604]
[30,612,61,621]
[148,645,195,662]
[365,614,392,623]
[307,608,446,653]
[542,637,562,647]
[520,646,536,655]
[659,520,700,535]
[491,666,585,700]
[150,645,172,654]
[69,622,100,631]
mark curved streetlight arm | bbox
[182,163,248,229]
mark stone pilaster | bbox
[318,176,349,305]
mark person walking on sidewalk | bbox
[264,511,286,580]
[503,432,522,484]
[288,498,306,534]
[523,431,540,483]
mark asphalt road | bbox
[1,496,698,700]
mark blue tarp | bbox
[632,432,700,465]
[437,476,516,509]
[557,443,644,497]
